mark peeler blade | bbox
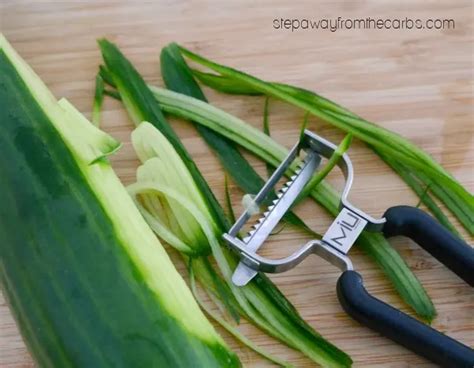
[232,150,321,286]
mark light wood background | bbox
[0,1,472,367]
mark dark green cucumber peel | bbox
[0,48,239,367]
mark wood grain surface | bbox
[0,1,472,367]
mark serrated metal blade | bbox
[232,151,321,286]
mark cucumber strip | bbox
[0,34,239,367]
[188,263,294,368]
[224,175,237,224]
[192,257,242,324]
[193,68,264,95]
[374,147,459,236]
[262,97,274,178]
[92,73,104,127]
[296,134,352,202]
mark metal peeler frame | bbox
[224,130,385,275]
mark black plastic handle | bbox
[383,205,474,286]
[337,270,474,367]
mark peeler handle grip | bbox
[337,270,474,367]
[383,205,474,286]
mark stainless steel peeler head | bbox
[223,130,386,286]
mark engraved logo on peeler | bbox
[330,212,361,246]
[322,208,368,254]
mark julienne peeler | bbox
[223,130,474,368]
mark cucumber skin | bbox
[0,50,239,368]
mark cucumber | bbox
[0,34,240,368]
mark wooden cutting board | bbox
[0,1,472,367]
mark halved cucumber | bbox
[0,34,240,368]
